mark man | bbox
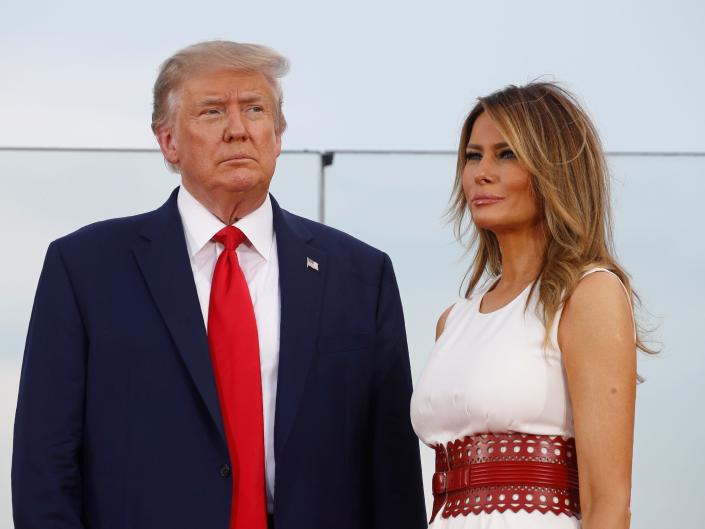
[11,41,426,529]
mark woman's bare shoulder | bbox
[436,303,457,341]
[559,270,633,352]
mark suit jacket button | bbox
[220,463,231,478]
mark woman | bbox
[411,82,649,529]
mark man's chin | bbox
[217,170,264,193]
[182,169,272,201]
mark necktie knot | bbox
[212,226,246,251]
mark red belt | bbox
[430,433,581,522]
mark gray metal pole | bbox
[319,157,325,224]
[319,151,335,224]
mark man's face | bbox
[157,69,282,205]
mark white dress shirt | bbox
[177,186,280,511]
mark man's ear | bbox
[274,132,282,158]
[155,126,179,165]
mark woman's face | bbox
[462,112,541,235]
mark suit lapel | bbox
[132,188,226,442]
[272,196,328,458]
[131,190,326,453]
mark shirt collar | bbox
[177,185,274,261]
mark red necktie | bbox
[208,226,267,529]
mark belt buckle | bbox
[433,471,447,494]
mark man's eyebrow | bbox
[196,92,269,106]
[238,92,268,104]
[196,96,228,106]
[465,142,510,150]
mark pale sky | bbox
[1,0,704,152]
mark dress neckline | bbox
[476,280,534,315]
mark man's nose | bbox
[223,110,248,142]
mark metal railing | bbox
[2,146,704,224]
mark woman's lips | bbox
[471,195,504,206]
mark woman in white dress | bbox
[411,83,651,529]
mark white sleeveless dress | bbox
[410,268,625,528]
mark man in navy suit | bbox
[12,41,426,529]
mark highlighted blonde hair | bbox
[449,82,653,355]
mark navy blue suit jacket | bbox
[12,188,426,529]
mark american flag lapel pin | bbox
[306,257,319,271]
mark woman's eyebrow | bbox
[466,142,510,150]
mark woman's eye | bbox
[465,151,481,161]
[499,149,516,159]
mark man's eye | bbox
[465,152,481,161]
[246,106,264,113]
[499,149,516,159]
[201,108,222,116]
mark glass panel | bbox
[0,149,320,525]
[325,152,705,526]
[608,154,705,528]
[0,149,319,361]
[1,148,704,528]
[325,153,465,380]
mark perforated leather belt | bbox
[430,433,581,522]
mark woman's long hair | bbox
[449,82,654,355]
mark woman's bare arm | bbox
[559,271,636,529]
